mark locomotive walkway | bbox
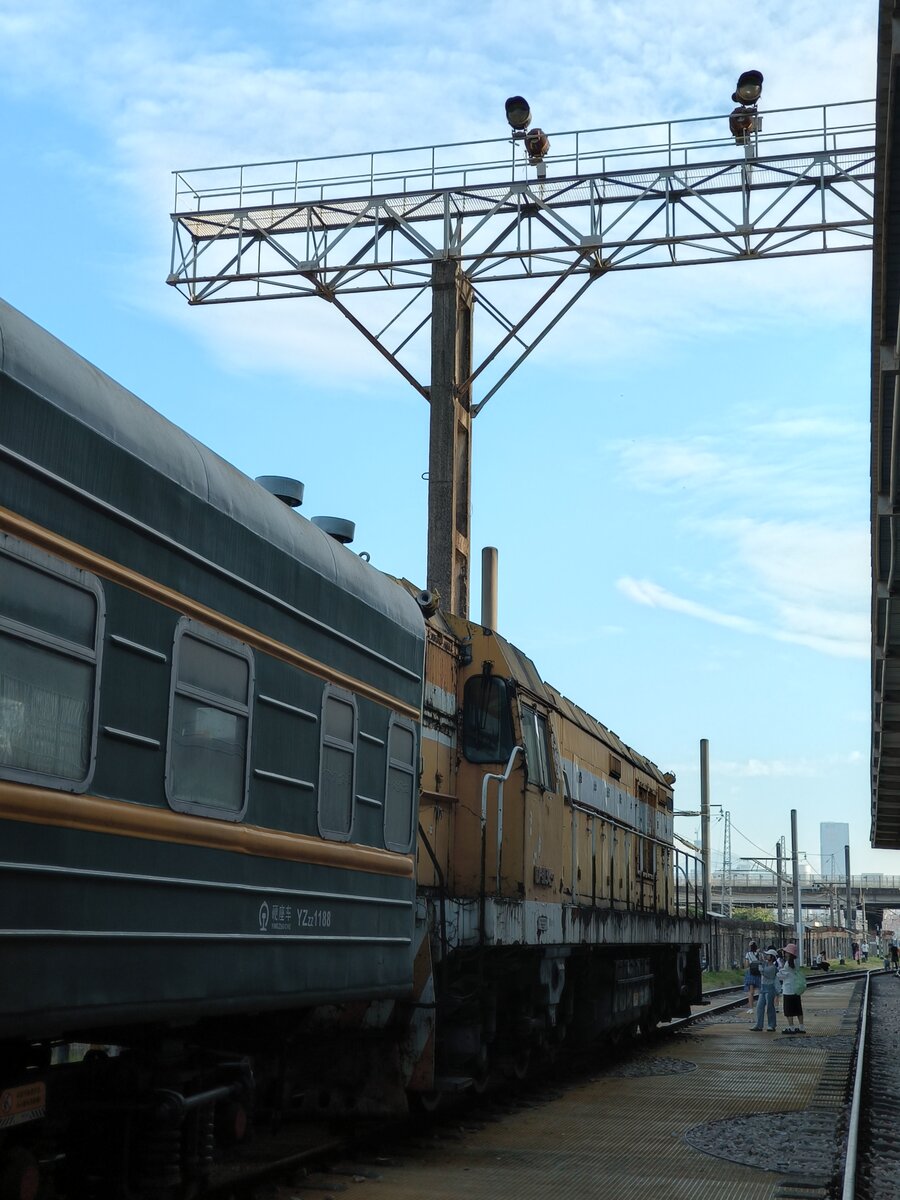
[331,978,864,1200]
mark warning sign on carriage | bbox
[0,1082,46,1128]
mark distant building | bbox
[819,823,850,879]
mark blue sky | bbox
[1,0,893,876]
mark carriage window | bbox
[318,687,357,840]
[167,621,252,820]
[462,674,514,763]
[384,717,417,852]
[0,539,103,790]
[521,705,554,791]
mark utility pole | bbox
[700,739,711,916]
[721,811,733,919]
[845,844,853,959]
[791,810,803,965]
[776,840,785,926]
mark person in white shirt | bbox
[777,943,806,1034]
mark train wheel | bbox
[0,1147,40,1200]
[216,1099,249,1146]
[411,1090,443,1114]
[470,1068,491,1096]
[510,1049,531,1081]
[469,1045,492,1095]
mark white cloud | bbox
[750,414,865,441]
[726,518,867,600]
[710,750,864,779]
[617,577,759,634]
[0,0,876,381]
[618,545,868,659]
[610,389,868,659]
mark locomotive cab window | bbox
[462,674,514,763]
[0,536,104,791]
[166,620,253,821]
[384,715,417,853]
[520,705,554,791]
[318,686,357,841]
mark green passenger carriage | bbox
[0,298,426,1192]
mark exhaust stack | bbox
[311,516,355,545]
[256,476,304,508]
[481,546,498,630]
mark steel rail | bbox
[841,969,871,1200]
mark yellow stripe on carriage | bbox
[0,783,415,879]
[0,506,420,721]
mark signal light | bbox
[505,96,532,132]
[732,70,763,105]
[729,70,764,146]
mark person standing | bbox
[751,949,779,1031]
[777,943,806,1034]
[743,941,761,1014]
[772,946,784,1011]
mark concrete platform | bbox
[362,979,862,1199]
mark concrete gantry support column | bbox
[428,259,473,617]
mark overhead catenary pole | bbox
[776,840,785,926]
[845,844,853,959]
[791,809,803,965]
[700,739,711,915]
[721,811,733,918]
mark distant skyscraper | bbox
[820,822,850,879]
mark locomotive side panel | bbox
[417,625,458,890]
[408,616,706,1090]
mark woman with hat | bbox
[750,948,779,1031]
[777,943,806,1034]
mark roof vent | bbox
[255,476,304,507]
[311,516,355,545]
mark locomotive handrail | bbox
[481,745,524,889]
[479,745,524,947]
[569,797,704,916]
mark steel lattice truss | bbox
[171,147,874,297]
[168,102,875,616]
[169,108,874,407]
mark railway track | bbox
[187,969,895,1199]
[853,969,900,1200]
